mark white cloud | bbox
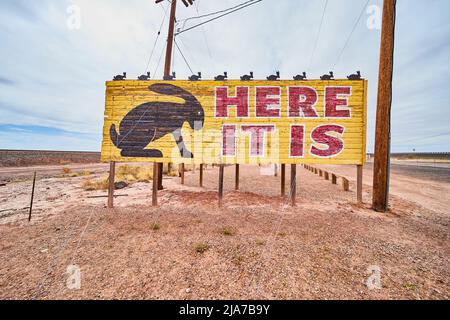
[0,0,449,152]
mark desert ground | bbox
[0,159,448,300]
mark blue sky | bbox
[0,0,449,152]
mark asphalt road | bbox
[1,161,449,183]
[365,161,450,183]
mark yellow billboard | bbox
[101,80,367,165]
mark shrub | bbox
[194,242,209,254]
[82,178,109,191]
[256,239,266,246]
[150,223,160,231]
[222,227,234,236]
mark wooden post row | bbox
[357,165,363,203]
[331,174,337,185]
[180,163,185,185]
[108,161,116,208]
[218,164,225,207]
[235,164,240,190]
[28,171,37,222]
[199,164,204,187]
[290,164,297,206]
[152,162,159,206]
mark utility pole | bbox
[155,0,194,190]
[372,0,397,212]
[154,0,178,190]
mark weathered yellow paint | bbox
[101,80,367,165]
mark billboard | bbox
[101,80,367,165]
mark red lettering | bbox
[288,87,319,118]
[256,87,281,117]
[222,125,236,156]
[290,125,305,157]
[215,87,249,118]
[241,125,275,157]
[310,125,345,157]
[325,87,351,118]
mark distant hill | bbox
[0,150,101,167]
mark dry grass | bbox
[61,168,93,178]
[256,239,266,246]
[222,227,234,236]
[150,223,160,231]
[167,171,179,177]
[81,165,153,191]
[81,178,109,191]
[194,242,209,254]
[116,165,153,183]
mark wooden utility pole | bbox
[154,0,179,192]
[373,0,397,212]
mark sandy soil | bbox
[0,163,448,300]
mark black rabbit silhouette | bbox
[110,83,204,158]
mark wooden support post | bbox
[108,162,116,209]
[319,170,323,177]
[290,164,297,206]
[152,162,159,206]
[315,168,318,174]
[372,0,396,212]
[28,171,37,222]
[218,164,225,207]
[342,178,350,192]
[324,171,329,180]
[281,164,286,196]
[180,163,185,185]
[331,174,337,185]
[199,164,204,187]
[235,164,240,190]
[357,165,363,203]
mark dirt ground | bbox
[0,161,448,300]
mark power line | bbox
[175,0,263,36]
[194,0,213,59]
[178,0,258,28]
[152,41,166,79]
[174,38,195,74]
[144,3,169,73]
[307,0,328,73]
[333,0,371,69]
[396,132,450,144]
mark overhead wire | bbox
[333,0,371,69]
[174,38,195,75]
[307,0,328,73]
[178,0,259,27]
[144,2,169,74]
[175,0,263,36]
[152,41,166,79]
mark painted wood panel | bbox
[101,80,367,165]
